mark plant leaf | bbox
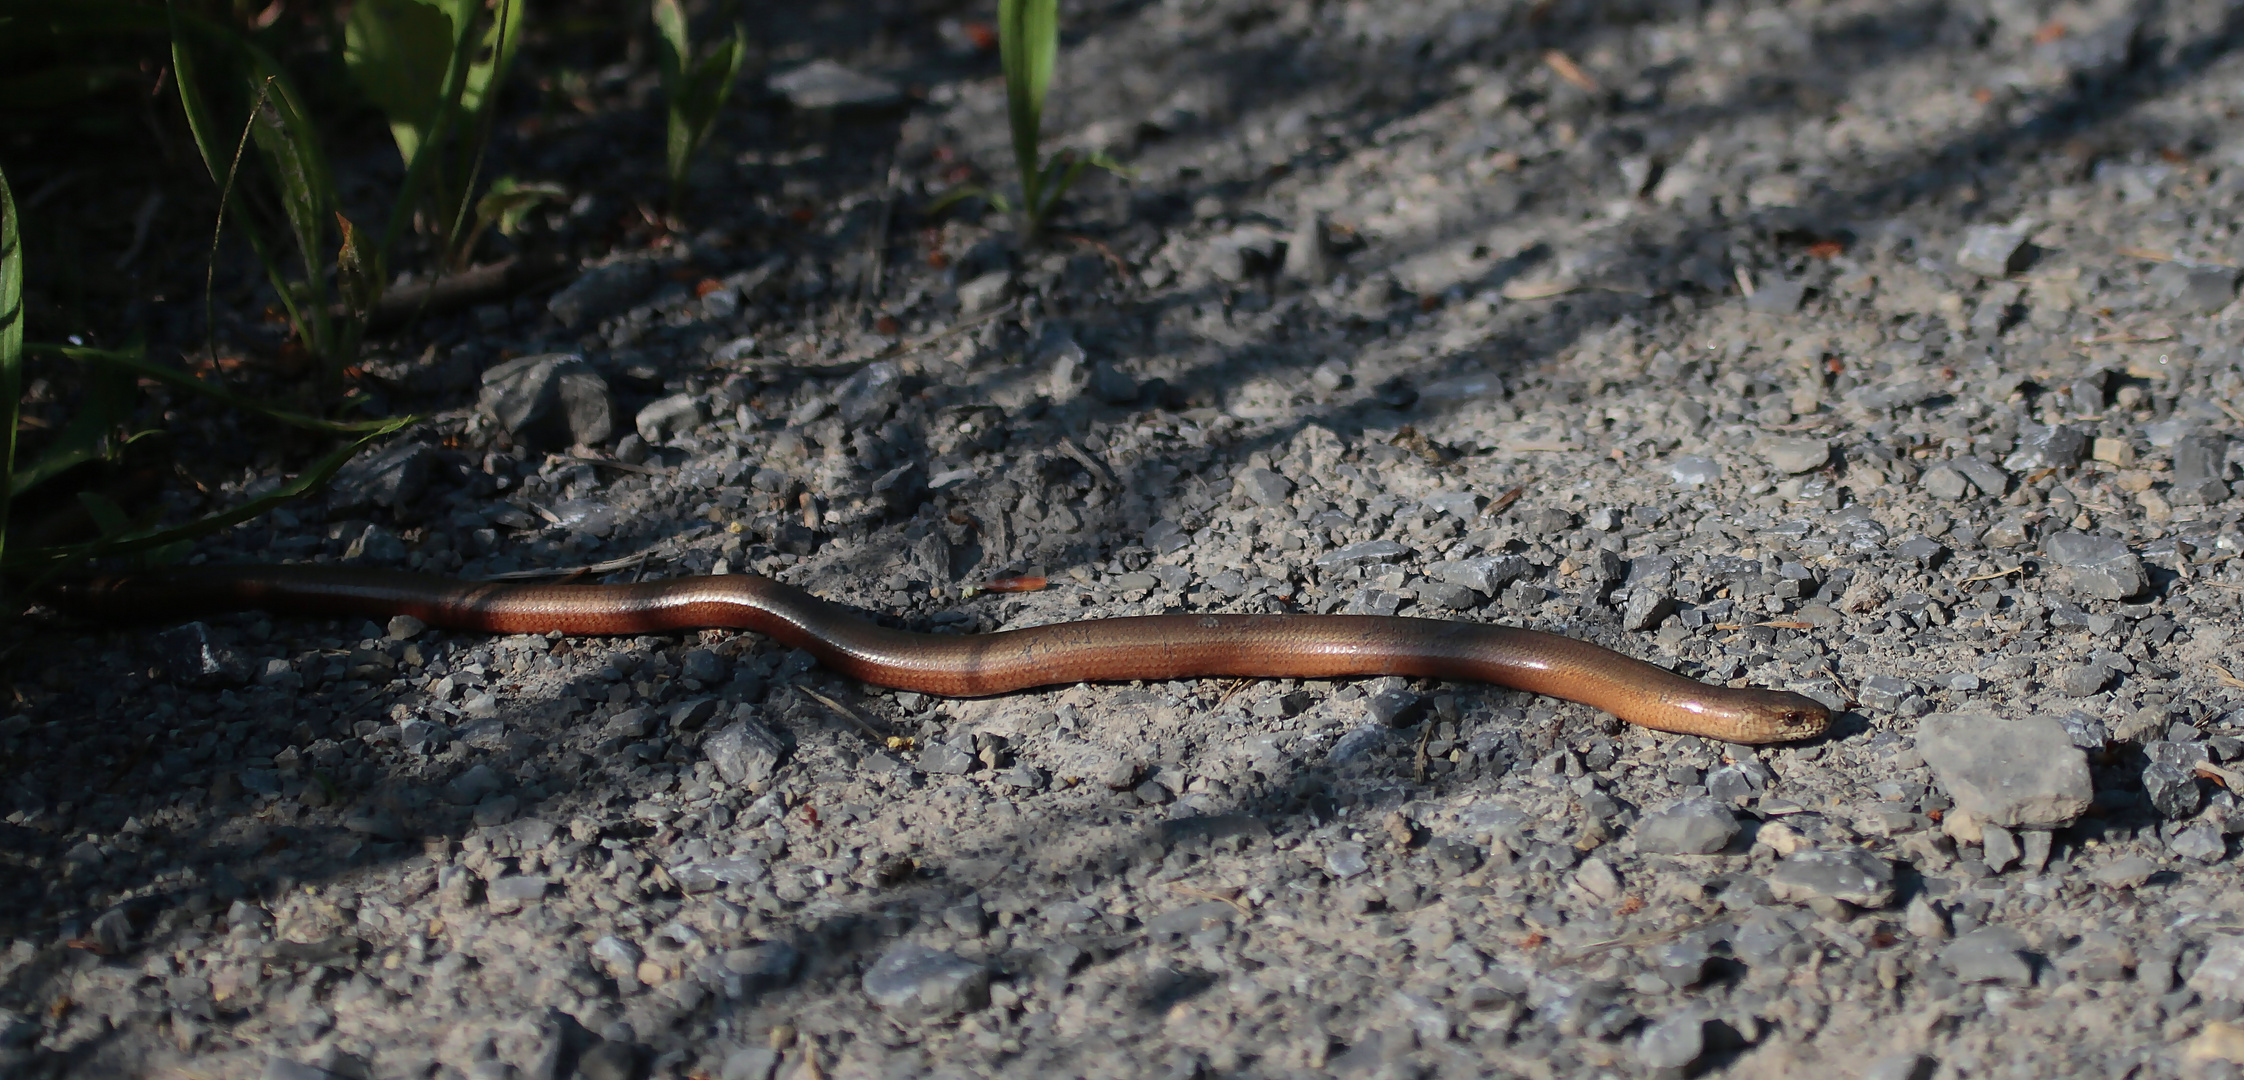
[343,0,459,170]
[651,0,690,89]
[459,0,524,121]
[998,0,1057,220]
[23,343,403,437]
[8,356,138,497]
[75,492,131,538]
[654,2,746,195]
[473,177,566,237]
[0,164,20,571]
[335,211,379,317]
[675,24,747,189]
[5,416,416,573]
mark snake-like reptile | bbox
[47,567,1830,743]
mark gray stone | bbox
[2092,855,2158,889]
[1635,798,1739,855]
[1861,1052,1938,1080]
[837,361,905,425]
[1238,468,1294,507]
[444,764,504,805]
[1327,725,1391,764]
[1758,436,1829,473]
[1982,516,2034,548]
[1904,896,1949,940]
[151,622,252,687]
[670,697,720,731]
[862,944,988,1020]
[1636,1009,1707,1069]
[1941,926,2034,985]
[333,439,437,510]
[1732,908,1797,966]
[2043,531,2148,601]
[1088,362,1139,405]
[486,874,548,913]
[343,811,404,841]
[1620,588,1673,631]
[89,907,131,954]
[1981,824,2020,872]
[1916,713,2093,828]
[2190,936,2244,1001]
[1745,276,1806,314]
[2170,820,2227,862]
[920,741,976,775]
[2054,662,2110,697]
[955,270,1012,316]
[721,942,801,993]
[2151,261,2239,313]
[2173,434,2233,504]
[681,649,726,684]
[768,60,902,109]
[2143,745,2205,819]
[2057,932,2136,982]
[1666,455,1723,487]
[1368,688,1426,727]
[1326,841,1370,879]
[478,354,618,450]
[635,393,707,444]
[1765,847,1896,908]
[1955,221,2032,277]
[1952,456,2011,497]
[1284,211,1336,283]
[2002,424,2088,472]
[1314,539,1413,568]
[722,1048,781,1080]
[1202,226,1285,283]
[1429,555,1530,595]
[1654,938,1710,988]
[1859,674,1916,713]
[1705,759,1771,803]
[675,857,769,894]
[705,719,786,787]
[471,794,519,827]
[1920,463,1972,501]
[576,1040,637,1080]
[262,1058,340,1080]
[548,262,653,328]
[1899,537,1949,569]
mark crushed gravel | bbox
[11,0,2244,1076]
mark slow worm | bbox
[47,567,1830,743]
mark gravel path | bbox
[9,0,2244,1076]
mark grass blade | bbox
[7,357,138,497]
[998,0,1057,232]
[23,343,407,436]
[654,0,747,200]
[5,416,415,573]
[236,40,340,358]
[458,0,524,122]
[0,165,21,572]
[343,0,458,171]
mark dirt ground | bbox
[8,0,2244,1076]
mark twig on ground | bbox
[1170,882,1253,918]
[563,454,672,477]
[479,550,656,582]
[2213,665,2244,692]
[798,685,891,741]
